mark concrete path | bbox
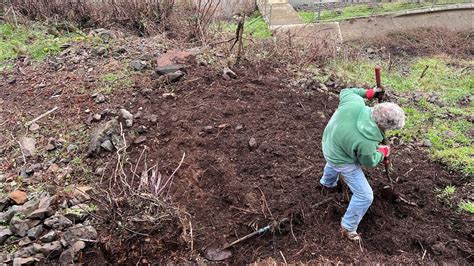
[257,0,304,26]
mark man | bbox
[321,87,406,241]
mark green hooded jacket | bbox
[322,88,384,167]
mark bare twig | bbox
[25,106,58,127]
[312,197,334,208]
[419,65,430,79]
[189,220,194,252]
[256,186,273,218]
[279,250,287,264]
[160,152,186,197]
[290,214,297,242]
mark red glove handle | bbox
[366,89,375,100]
[378,146,390,157]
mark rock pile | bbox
[0,188,97,265]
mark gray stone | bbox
[100,140,114,152]
[66,144,79,153]
[147,115,158,123]
[161,70,184,83]
[0,209,16,224]
[137,125,147,134]
[44,215,73,229]
[12,257,37,265]
[65,204,90,223]
[248,138,258,149]
[444,130,456,138]
[63,224,98,246]
[130,59,148,71]
[13,245,35,259]
[25,163,42,175]
[39,230,57,243]
[59,240,86,264]
[33,241,62,258]
[203,126,214,133]
[18,236,33,247]
[120,109,133,120]
[45,138,57,151]
[235,125,244,131]
[27,225,43,240]
[125,119,133,127]
[222,67,237,80]
[16,198,40,216]
[134,136,146,145]
[94,167,105,176]
[95,47,107,56]
[0,195,10,211]
[87,119,119,156]
[155,64,184,75]
[111,134,125,150]
[19,137,36,157]
[58,248,75,264]
[94,93,106,104]
[93,114,102,121]
[10,216,30,237]
[0,227,13,244]
[422,139,433,147]
[29,122,40,132]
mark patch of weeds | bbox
[331,57,473,175]
[0,23,84,61]
[216,11,272,39]
[436,185,456,207]
[99,70,134,94]
[458,201,474,214]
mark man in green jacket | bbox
[321,87,405,241]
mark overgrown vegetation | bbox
[3,0,175,36]
[0,23,83,61]
[217,12,272,39]
[328,57,474,175]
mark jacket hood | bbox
[357,107,384,141]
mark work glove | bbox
[378,145,390,157]
[365,87,385,101]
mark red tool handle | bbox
[375,66,382,88]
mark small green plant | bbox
[458,201,474,214]
[438,185,456,198]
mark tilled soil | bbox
[106,63,472,264]
[1,44,472,264]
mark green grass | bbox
[217,12,272,39]
[458,201,474,214]
[299,2,460,23]
[0,23,83,61]
[99,70,134,94]
[327,57,474,175]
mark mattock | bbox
[375,66,394,188]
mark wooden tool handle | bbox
[375,66,382,88]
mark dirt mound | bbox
[98,62,471,263]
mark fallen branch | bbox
[419,65,430,79]
[398,196,418,207]
[25,106,58,127]
[312,197,334,208]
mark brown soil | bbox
[1,33,472,264]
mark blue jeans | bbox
[320,162,373,232]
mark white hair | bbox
[371,102,406,130]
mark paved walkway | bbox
[257,1,304,26]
